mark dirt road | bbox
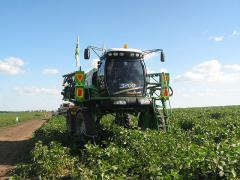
[0,119,46,178]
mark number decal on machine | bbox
[119,83,136,89]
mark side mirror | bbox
[160,51,165,62]
[84,48,90,59]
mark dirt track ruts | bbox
[0,119,46,178]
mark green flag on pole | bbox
[75,36,80,67]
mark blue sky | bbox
[0,0,240,110]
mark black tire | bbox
[138,110,156,130]
[124,114,131,128]
[75,111,97,137]
[66,110,75,134]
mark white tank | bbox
[85,68,97,87]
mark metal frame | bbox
[146,73,172,130]
[86,45,106,58]
[143,49,163,55]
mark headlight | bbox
[139,98,151,105]
[113,100,127,105]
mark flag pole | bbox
[75,35,80,70]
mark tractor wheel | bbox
[75,111,97,137]
[158,111,167,131]
[138,110,157,130]
[66,110,75,134]
[124,114,131,128]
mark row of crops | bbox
[12,106,240,179]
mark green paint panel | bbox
[75,71,85,86]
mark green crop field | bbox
[0,111,48,128]
[12,106,240,179]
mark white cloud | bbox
[175,71,204,82]
[42,68,59,75]
[224,64,240,71]
[0,57,25,75]
[14,87,59,96]
[171,84,240,108]
[175,60,240,83]
[232,30,240,36]
[209,36,224,42]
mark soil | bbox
[0,119,46,178]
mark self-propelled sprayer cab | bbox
[97,48,147,97]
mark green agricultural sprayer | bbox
[61,44,173,137]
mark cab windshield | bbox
[106,59,145,96]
